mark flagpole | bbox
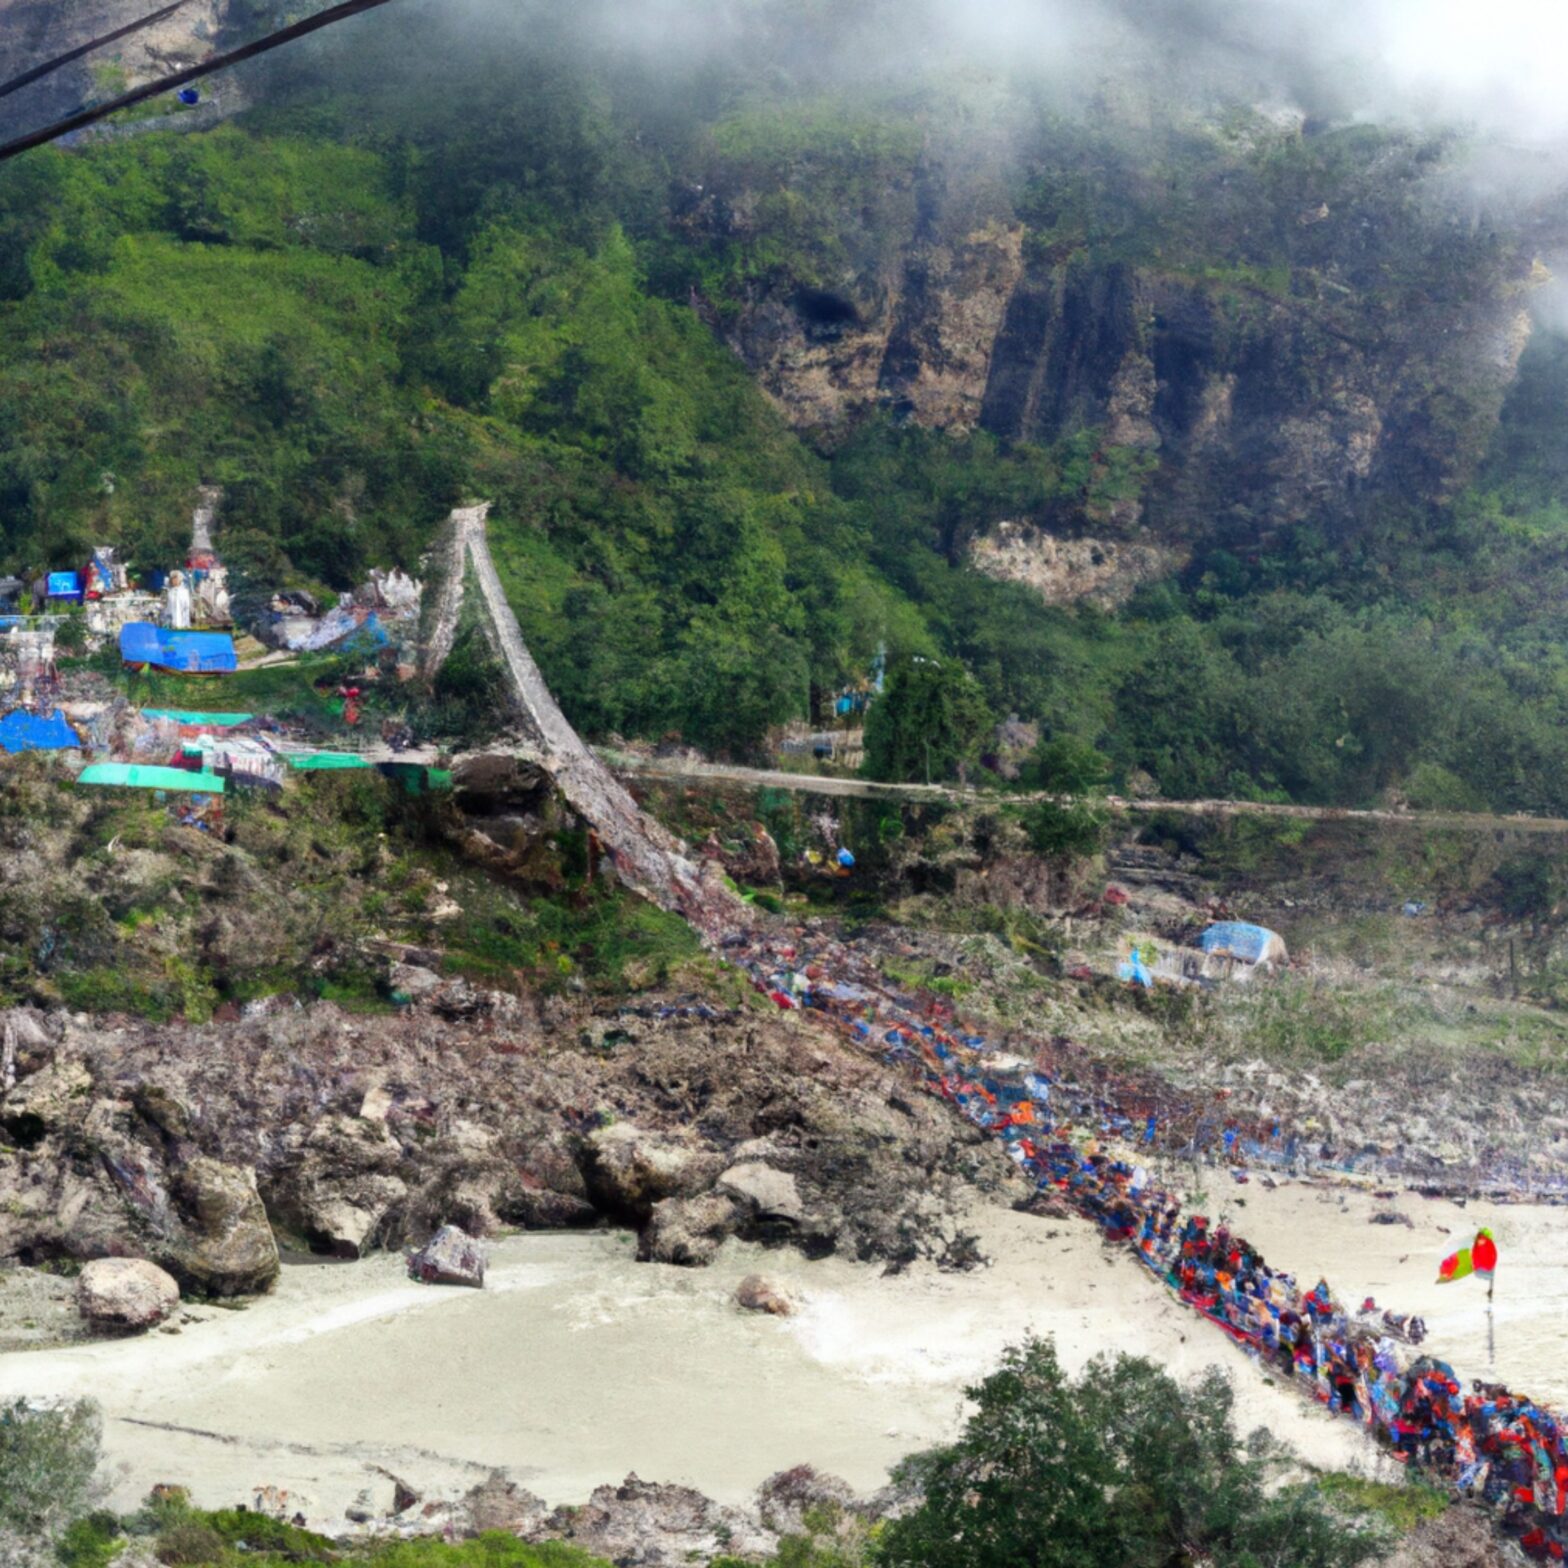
[1487,1267,1495,1368]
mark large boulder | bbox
[582,1123,719,1221]
[641,1193,739,1267]
[268,1114,407,1259]
[718,1163,805,1225]
[76,1258,180,1331]
[157,1157,279,1297]
[409,1224,486,1287]
[735,1274,796,1317]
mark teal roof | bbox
[77,764,226,794]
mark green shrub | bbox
[154,1519,229,1565]
[0,1399,103,1553]
[875,1338,1385,1568]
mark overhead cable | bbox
[0,0,405,165]
[0,0,194,103]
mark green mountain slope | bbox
[1,0,1567,811]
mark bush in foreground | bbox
[876,1338,1387,1568]
[0,1398,103,1564]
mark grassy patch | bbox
[1212,975,1395,1065]
[1316,1471,1449,1532]
[441,880,701,994]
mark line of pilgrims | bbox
[739,936,1568,1561]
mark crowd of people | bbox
[739,930,1568,1562]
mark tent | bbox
[0,709,79,753]
[287,751,372,771]
[119,623,237,674]
[1199,922,1288,968]
[77,764,225,793]
[143,709,253,728]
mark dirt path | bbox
[598,750,1568,838]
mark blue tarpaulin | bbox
[1119,951,1155,989]
[46,572,82,601]
[119,623,237,674]
[336,612,389,655]
[1199,922,1282,964]
[0,709,78,753]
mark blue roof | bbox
[119,623,237,674]
[1199,922,1281,962]
[0,708,78,753]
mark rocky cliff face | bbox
[0,989,996,1310]
[691,127,1544,547]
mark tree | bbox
[864,658,993,784]
[875,1339,1384,1568]
[0,1398,103,1560]
[1021,736,1112,860]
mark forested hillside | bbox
[3,0,1568,810]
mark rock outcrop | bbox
[687,131,1542,547]
[969,523,1187,609]
[76,1257,180,1331]
[0,992,994,1311]
[0,0,239,139]
[537,1473,777,1567]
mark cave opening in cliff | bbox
[793,287,861,328]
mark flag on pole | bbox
[1437,1227,1498,1284]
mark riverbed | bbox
[8,1178,1565,1535]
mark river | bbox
[7,1183,1562,1534]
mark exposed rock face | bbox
[0,1046,278,1296]
[76,1257,179,1330]
[969,522,1187,609]
[724,221,1026,436]
[695,140,1539,545]
[981,259,1529,536]
[537,1473,777,1567]
[408,1224,486,1288]
[0,994,994,1304]
[0,0,236,137]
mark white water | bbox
[11,1185,1560,1533]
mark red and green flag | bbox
[1437,1227,1498,1284]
